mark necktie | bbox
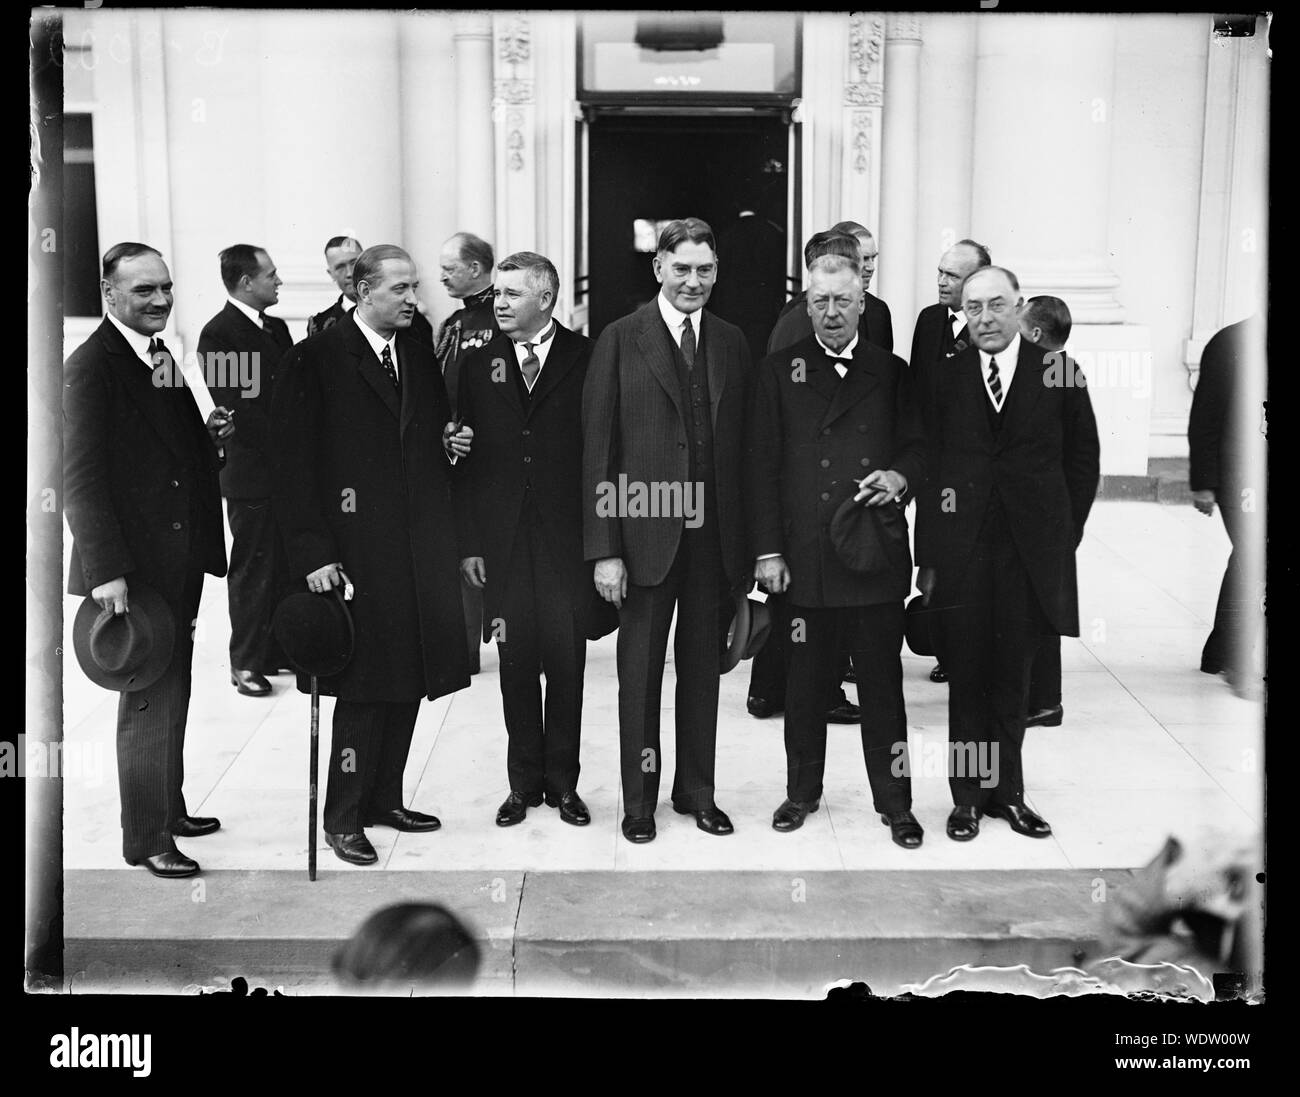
[257,312,268,331]
[147,336,171,370]
[680,315,696,367]
[987,355,1002,407]
[380,343,400,392]
[520,343,541,388]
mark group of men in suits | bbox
[732,222,1101,844]
[65,210,1101,874]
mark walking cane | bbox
[309,672,319,881]
[306,567,353,881]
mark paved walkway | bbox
[61,501,1263,875]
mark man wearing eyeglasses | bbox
[583,217,753,844]
[914,266,1099,844]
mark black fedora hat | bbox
[73,581,176,693]
[829,492,911,575]
[272,588,355,678]
[720,588,772,674]
[904,594,945,659]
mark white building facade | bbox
[59,9,1269,475]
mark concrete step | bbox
[65,867,1135,998]
[1097,457,1191,504]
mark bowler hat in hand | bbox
[904,594,945,659]
[72,581,176,693]
[272,587,355,678]
[720,587,773,674]
[829,491,912,575]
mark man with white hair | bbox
[748,253,926,847]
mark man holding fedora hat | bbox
[65,241,235,879]
[747,253,926,847]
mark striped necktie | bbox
[987,355,1003,407]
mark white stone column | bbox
[878,14,922,339]
[399,12,459,319]
[255,12,404,336]
[453,13,497,242]
[531,11,580,326]
[913,12,977,345]
[970,14,1123,322]
[799,13,849,255]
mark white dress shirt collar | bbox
[105,311,156,369]
[949,308,966,337]
[815,332,859,377]
[511,319,557,390]
[978,332,1021,408]
[353,310,399,380]
[227,295,263,329]
[657,292,702,339]
[339,294,356,314]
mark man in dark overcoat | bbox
[272,244,473,866]
[748,253,926,847]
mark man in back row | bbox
[199,243,295,698]
[767,221,893,355]
[308,234,435,344]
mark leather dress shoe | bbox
[929,662,948,683]
[880,809,924,849]
[1025,704,1064,728]
[231,668,271,696]
[946,804,981,841]
[674,804,734,835]
[325,831,378,864]
[747,696,783,718]
[621,814,656,843]
[545,790,591,826]
[126,850,200,878]
[825,699,861,724]
[496,790,542,827]
[772,797,819,832]
[984,802,1053,838]
[171,814,220,838]
[367,806,441,832]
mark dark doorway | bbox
[586,112,790,340]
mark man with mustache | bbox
[748,254,925,847]
[436,231,499,676]
[65,242,235,878]
[272,245,474,866]
[198,244,294,698]
[767,222,894,354]
[915,266,1099,843]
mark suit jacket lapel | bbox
[483,332,525,421]
[955,345,994,445]
[101,320,192,460]
[995,338,1049,449]
[820,346,880,430]
[524,322,580,417]
[397,329,427,437]
[635,301,685,423]
[344,313,401,421]
[701,310,726,428]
